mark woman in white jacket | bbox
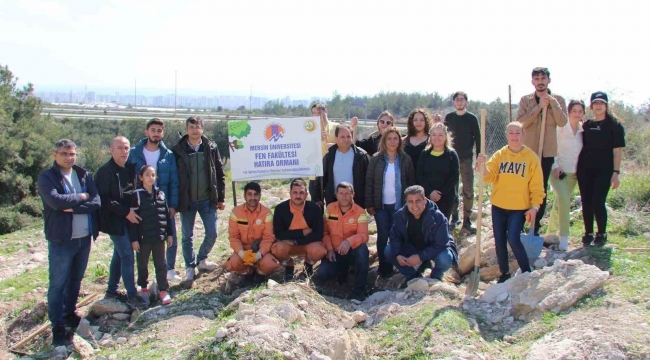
[546,100,584,250]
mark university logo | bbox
[264,123,285,142]
[304,119,317,132]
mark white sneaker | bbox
[558,236,569,251]
[167,270,182,281]
[197,260,217,272]
[184,267,195,281]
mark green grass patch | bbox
[607,173,650,211]
[0,266,49,301]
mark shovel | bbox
[466,109,487,297]
[521,226,544,263]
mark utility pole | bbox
[134,79,137,110]
[174,70,177,117]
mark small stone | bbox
[90,299,130,317]
[429,282,460,297]
[351,311,367,323]
[95,356,107,360]
[297,300,308,309]
[267,279,279,288]
[93,331,103,340]
[645,300,650,310]
[216,327,228,339]
[115,337,127,345]
[310,351,332,360]
[76,318,92,338]
[108,355,117,360]
[395,292,407,300]
[406,278,429,292]
[30,253,46,263]
[54,345,68,356]
[112,313,130,321]
[533,258,548,269]
[343,317,356,329]
[478,282,490,290]
[503,335,517,343]
[225,319,238,328]
[282,350,294,359]
[72,334,94,358]
[496,292,509,302]
[350,299,362,305]
[281,332,291,339]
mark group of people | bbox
[38,66,625,346]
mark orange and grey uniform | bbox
[271,200,327,265]
[225,204,281,275]
[323,202,369,251]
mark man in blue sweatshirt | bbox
[128,118,180,281]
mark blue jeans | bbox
[48,236,91,328]
[317,244,369,293]
[384,243,453,280]
[180,199,218,268]
[492,205,531,274]
[108,226,137,297]
[166,216,178,270]
[374,204,397,274]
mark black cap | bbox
[590,91,608,104]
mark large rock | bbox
[375,303,401,322]
[363,290,393,306]
[483,260,609,319]
[406,278,429,292]
[429,282,460,297]
[457,232,503,275]
[90,299,130,317]
[76,318,92,338]
[443,268,462,284]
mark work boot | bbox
[462,218,476,234]
[104,290,128,302]
[497,273,511,284]
[52,325,69,347]
[197,260,217,272]
[582,234,594,247]
[284,266,295,283]
[127,295,148,310]
[593,233,607,247]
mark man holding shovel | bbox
[517,67,567,236]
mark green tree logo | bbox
[228,120,252,151]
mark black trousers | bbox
[534,157,555,233]
[577,167,612,234]
[137,241,169,291]
[436,199,454,222]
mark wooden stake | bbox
[10,293,99,351]
[537,107,548,159]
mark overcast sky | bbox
[1,0,649,106]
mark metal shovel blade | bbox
[466,265,480,297]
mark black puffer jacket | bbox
[312,144,369,208]
[128,187,172,243]
[95,158,137,236]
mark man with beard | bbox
[225,182,281,283]
[517,67,568,235]
[128,118,181,281]
[271,178,326,282]
[444,91,480,233]
[316,182,370,301]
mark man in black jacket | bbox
[38,139,101,346]
[95,136,147,309]
[313,124,369,208]
[172,116,226,281]
[444,91,480,233]
[271,179,326,282]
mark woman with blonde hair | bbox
[403,108,432,174]
[365,127,415,278]
[476,121,544,283]
[416,123,459,220]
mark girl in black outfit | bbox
[577,91,625,247]
[355,110,395,156]
[416,123,460,219]
[130,165,173,305]
[403,108,432,174]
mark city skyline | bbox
[2,1,649,107]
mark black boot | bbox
[462,218,476,234]
[593,233,607,247]
[582,234,594,247]
[497,273,511,284]
[284,266,295,283]
[52,325,69,347]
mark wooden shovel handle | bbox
[537,107,548,158]
[474,109,487,267]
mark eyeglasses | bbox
[379,120,393,125]
[57,151,77,158]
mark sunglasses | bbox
[379,120,393,125]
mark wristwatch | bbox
[613,170,620,174]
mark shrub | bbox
[13,196,43,218]
[0,208,33,234]
[607,173,650,211]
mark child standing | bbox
[130,165,173,306]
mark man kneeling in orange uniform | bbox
[225,182,281,283]
[271,178,327,282]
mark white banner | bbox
[228,117,324,181]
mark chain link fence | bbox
[485,102,511,156]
